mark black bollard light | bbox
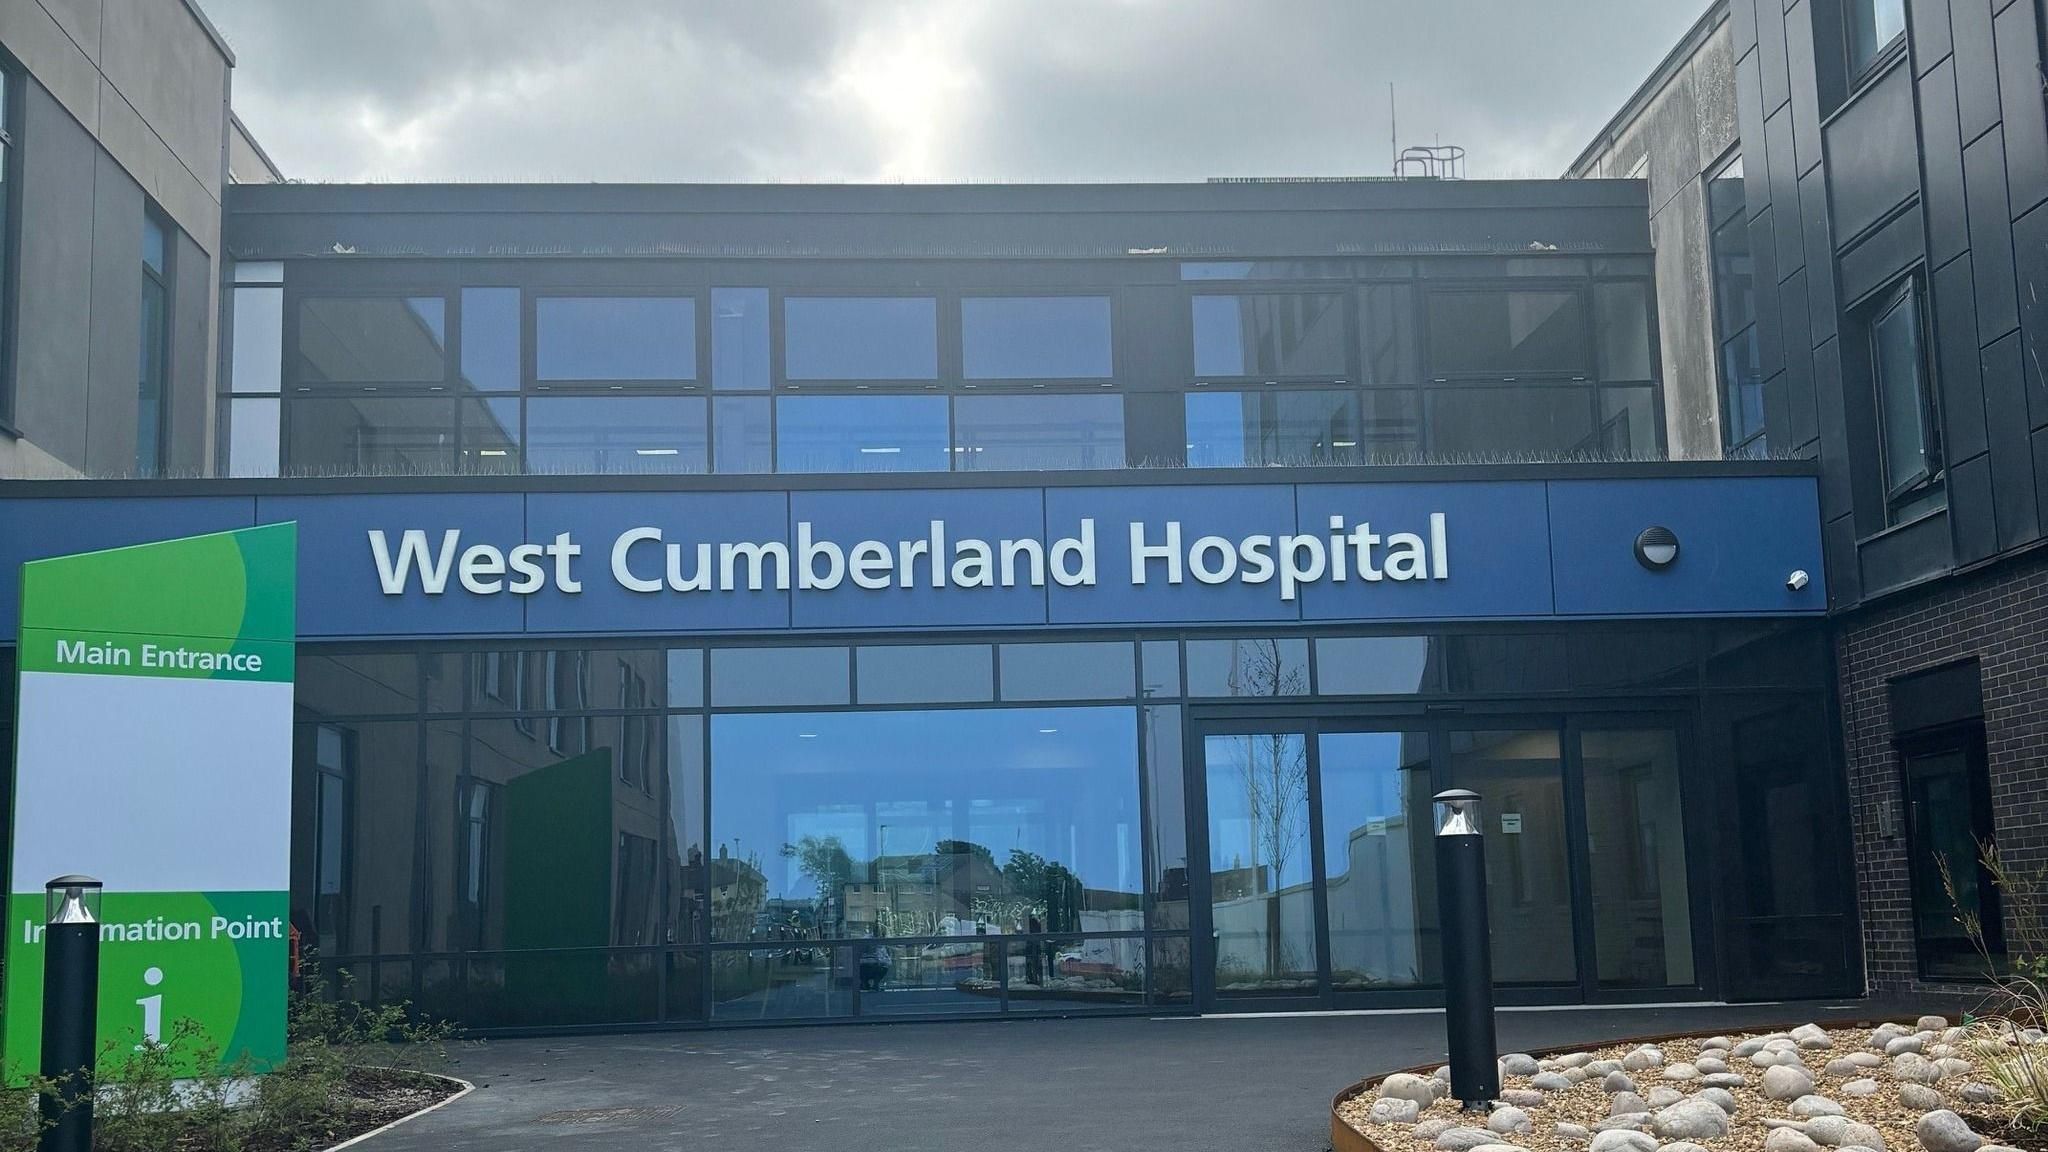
[39,875,101,1152]
[1433,790,1498,1110]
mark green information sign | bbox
[4,524,296,1079]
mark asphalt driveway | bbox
[367,1000,1947,1152]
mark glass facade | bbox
[246,255,1662,477]
[253,620,1842,1032]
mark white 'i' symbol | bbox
[135,967,165,1049]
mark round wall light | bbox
[1634,526,1680,570]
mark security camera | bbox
[1787,570,1811,592]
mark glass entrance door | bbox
[1191,712,1702,1010]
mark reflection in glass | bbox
[775,395,950,473]
[535,297,696,381]
[297,297,446,384]
[1721,698,1848,993]
[711,288,770,391]
[712,395,772,473]
[229,397,282,478]
[998,642,1134,701]
[1005,936,1145,1011]
[961,296,1113,379]
[1144,706,1188,930]
[459,288,520,391]
[1140,641,1181,698]
[1721,328,1766,453]
[863,940,1003,1016]
[1184,390,1359,467]
[1205,731,1316,994]
[710,647,849,708]
[784,297,938,380]
[710,946,855,1021]
[1581,729,1694,987]
[463,950,659,1028]
[1425,387,1598,459]
[709,707,1141,943]
[1851,0,1907,72]
[1427,290,1587,377]
[1149,935,1193,1004]
[1315,636,1438,695]
[1360,285,1417,384]
[1320,731,1436,989]
[291,720,422,956]
[666,715,707,945]
[286,397,454,475]
[1192,293,1348,378]
[952,394,1126,471]
[459,398,520,474]
[1184,639,1309,698]
[1594,282,1655,380]
[524,396,707,474]
[856,644,994,705]
[298,651,420,716]
[1599,387,1662,459]
[1445,728,1575,983]
[1360,389,1424,459]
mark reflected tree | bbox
[1225,640,1311,977]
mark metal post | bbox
[1433,790,1498,1109]
[38,875,102,1152]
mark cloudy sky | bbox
[203,0,1711,185]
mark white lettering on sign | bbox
[367,512,1450,599]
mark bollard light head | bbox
[44,875,102,926]
[1433,789,1483,837]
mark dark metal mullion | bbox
[1559,716,1600,1003]
[1304,720,1335,1005]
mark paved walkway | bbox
[369,1001,1947,1152]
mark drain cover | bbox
[535,1106,683,1124]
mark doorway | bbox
[1188,712,1702,1010]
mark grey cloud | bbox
[203,0,1710,183]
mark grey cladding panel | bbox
[1919,61,1972,268]
[1995,0,2048,219]
[1948,452,1999,562]
[1787,2,1825,175]
[1858,508,1954,596]
[84,153,144,478]
[169,229,214,474]
[1951,0,2002,142]
[10,84,96,469]
[1758,0,1793,113]
[1934,254,1990,463]
[1912,0,1954,72]
[1982,330,2043,548]
[1736,52,1777,217]
[1964,128,2020,343]
[1768,108,1806,276]
[2015,203,2048,427]
[1800,167,1839,343]
[1824,63,1921,244]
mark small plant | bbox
[1940,843,2048,1132]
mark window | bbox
[1184,389,1360,466]
[1192,293,1348,379]
[1708,153,1764,456]
[297,297,446,385]
[1425,386,1599,459]
[286,397,454,475]
[0,61,16,427]
[775,394,949,473]
[535,296,695,383]
[712,288,770,390]
[1901,727,2001,981]
[1426,290,1588,378]
[962,296,1113,380]
[1849,0,1908,76]
[1868,278,1943,520]
[525,396,706,475]
[711,395,772,473]
[1593,282,1655,381]
[137,211,171,477]
[952,393,1125,471]
[460,288,520,392]
[226,263,285,478]
[784,297,937,381]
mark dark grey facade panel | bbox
[1996,0,2048,219]
[1913,0,1957,74]
[1788,1,1826,175]
[1809,332,1845,459]
[1948,451,2000,561]
[1767,108,1807,275]
[1814,334,1856,515]
[169,229,212,475]
[2036,426,2048,518]
[1963,128,2021,343]
[1952,0,2004,143]
[1934,254,1991,463]
[1919,60,1973,268]
[1782,269,1821,444]
[1800,167,1840,343]
[1835,203,1923,304]
[1112,287,1189,391]
[1759,0,1793,113]
[12,83,97,469]
[1731,0,1760,59]
[1981,329,2044,547]
[84,151,143,478]
[1823,62,1920,245]
[1753,207,1788,375]
[1824,512,1863,605]
[1858,507,1954,595]
[2016,203,2048,427]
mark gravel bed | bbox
[1338,1018,2048,1152]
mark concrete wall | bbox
[0,0,233,477]
[1567,9,1739,462]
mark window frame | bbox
[529,288,705,391]
[1187,287,1356,386]
[1865,274,1944,518]
[137,206,173,478]
[777,290,943,387]
[1846,0,1910,87]
[956,290,1117,386]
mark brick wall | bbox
[1836,547,2048,996]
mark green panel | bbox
[16,630,294,683]
[502,749,614,1016]
[17,523,296,644]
